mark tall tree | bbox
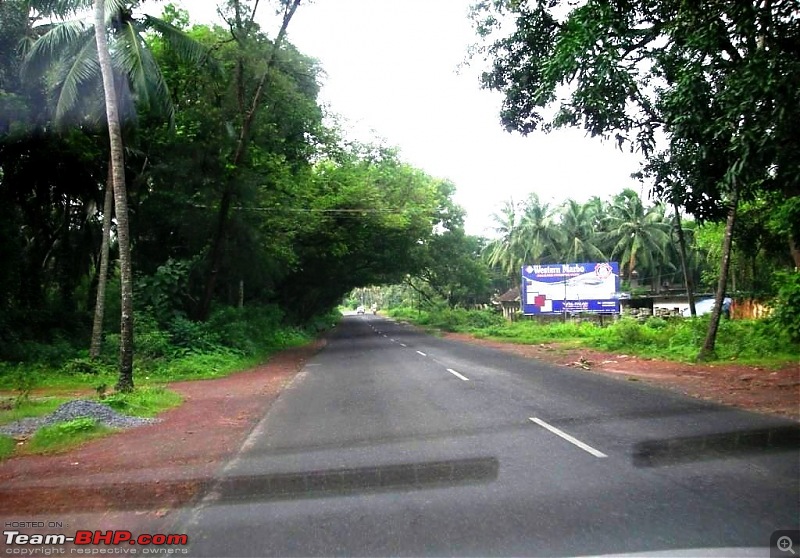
[199,0,302,320]
[89,160,114,358]
[484,198,523,284]
[516,192,563,264]
[25,0,218,363]
[603,189,671,282]
[94,0,133,390]
[558,198,607,263]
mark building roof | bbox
[498,287,520,303]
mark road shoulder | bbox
[0,340,324,520]
[441,331,799,421]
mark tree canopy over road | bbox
[0,0,797,389]
[0,0,464,387]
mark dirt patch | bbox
[0,340,323,522]
[443,332,800,421]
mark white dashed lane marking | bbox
[529,418,607,458]
[446,368,469,381]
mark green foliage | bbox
[124,313,173,361]
[59,358,111,376]
[102,386,182,418]
[27,418,112,453]
[158,351,257,382]
[770,271,800,343]
[0,435,15,459]
[391,306,798,365]
[389,306,504,333]
[167,315,224,355]
[472,0,800,355]
[0,397,70,426]
[136,259,195,325]
[206,305,285,355]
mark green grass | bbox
[0,305,336,460]
[389,306,800,366]
[102,386,183,418]
[0,435,15,459]
[0,387,183,461]
[24,418,114,454]
[0,397,72,426]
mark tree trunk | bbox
[672,203,696,317]
[698,186,739,361]
[95,0,134,391]
[789,236,800,269]
[197,0,301,321]
[89,160,114,359]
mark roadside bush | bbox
[167,316,223,355]
[207,305,284,354]
[597,318,651,350]
[390,302,798,364]
[769,270,800,343]
[58,358,111,376]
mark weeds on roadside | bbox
[26,418,112,454]
[389,306,799,365]
[0,435,15,459]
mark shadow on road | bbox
[633,425,800,467]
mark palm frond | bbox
[114,20,151,109]
[139,41,175,124]
[28,0,93,19]
[111,20,173,123]
[53,34,100,123]
[103,0,129,24]
[23,20,91,80]
[143,14,224,79]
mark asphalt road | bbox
[177,315,800,557]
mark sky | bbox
[151,0,645,236]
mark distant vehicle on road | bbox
[356,305,365,314]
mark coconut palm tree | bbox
[24,1,214,126]
[91,0,135,390]
[25,0,217,389]
[603,189,672,281]
[484,198,523,282]
[558,198,607,263]
[515,192,563,265]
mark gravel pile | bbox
[0,400,161,437]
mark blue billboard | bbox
[521,262,620,315]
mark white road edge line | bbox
[399,343,407,347]
[529,417,608,458]
[446,368,469,381]
[416,350,427,356]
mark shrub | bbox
[59,358,110,376]
[167,316,223,354]
[134,312,173,360]
[770,271,800,343]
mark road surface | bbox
[176,315,799,556]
